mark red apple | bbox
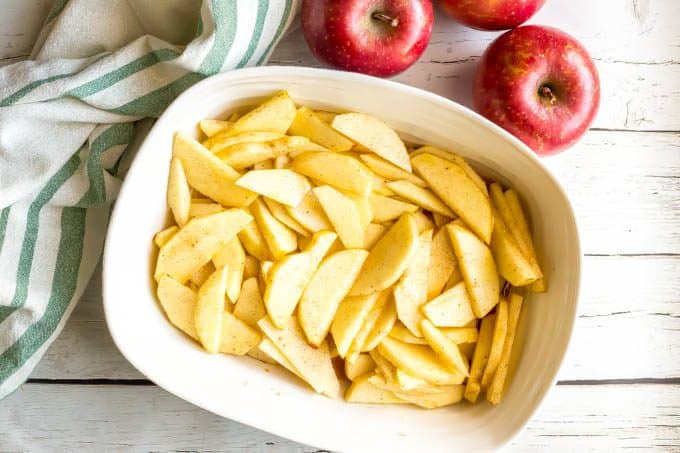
[438,0,545,30]
[301,0,434,77]
[473,25,600,155]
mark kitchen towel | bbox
[0,0,299,399]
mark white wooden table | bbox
[2,1,679,451]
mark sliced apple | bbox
[156,275,198,339]
[205,131,283,153]
[394,229,432,336]
[427,227,458,299]
[389,321,426,345]
[195,266,229,353]
[291,152,374,196]
[155,209,252,283]
[440,327,478,344]
[345,192,373,229]
[447,222,500,318]
[210,91,296,139]
[362,299,398,351]
[236,169,311,207]
[284,190,333,233]
[167,157,191,227]
[313,110,337,124]
[464,313,495,403]
[369,194,418,223]
[199,119,232,137]
[189,262,215,288]
[359,153,425,186]
[237,219,271,261]
[300,230,338,267]
[154,225,178,248]
[395,387,464,409]
[481,297,509,388]
[258,316,340,397]
[217,142,275,169]
[345,353,376,381]
[212,237,245,303]
[411,145,488,196]
[263,252,316,328]
[432,212,451,228]
[188,202,224,219]
[313,185,365,248]
[395,369,430,390]
[257,338,303,378]
[420,319,469,376]
[219,311,261,355]
[346,292,390,363]
[250,198,297,259]
[350,213,419,296]
[288,106,354,152]
[377,336,465,385]
[490,207,542,286]
[488,292,524,404]
[261,198,309,237]
[332,292,382,358]
[299,249,369,346]
[422,281,476,327]
[233,277,266,326]
[345,373,405,404]
[363,223,387,249]
[386,180,454,217]
[173,133,257,207]
[332,113,411,171]
[411,153,492,243]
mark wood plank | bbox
[30,255,680,381]
[1,382,678,451]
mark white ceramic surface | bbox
[103,66,581,453]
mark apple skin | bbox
[301,0,434,77]
[438,0,545,30]
[473,25,600,155]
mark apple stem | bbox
[539,85,557,105]
[372,12,399,27]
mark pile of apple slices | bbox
[153,91,545,408]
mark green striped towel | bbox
[0,0,299,399]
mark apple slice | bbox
[154,225,178,248]
[411,145,488,196]
[237,220,271,261]
[488,292,524,404]
[212,237,245,303]
[346,292,390,364]
[288,106,354,152]
[350,213,419,296]
[345,353,376,381]
[386,180,454,217]
[262,198,309,236]
[369,194,418,223]
[204,131,283,153]
[233,277,266,327]
[217,142,275,169]
[258,316,340,397]
[363,223,387,249]
[263,252,316,328]
[362,299,398,352]
[199,119,232,137]
[188,202,224,219]
[447,223,500,318]
[189,262,214,288]
[427,227,458,299]
[389,321,426,345]
[291,152,374,196]
[490,207,542,286]
[236,169,311,207]
[256,338,303,378]
[313,185,365,248]
[345,192,373,229]
[464,313,495,402]
[420,319,470,377]
[173,133,257,207]
[219,311,261,355]
[214,91,296,138]
[395,369,430,390]
[299,249,369,346]
[332,113,411,171]
[370,350,398,385]
[394,229,432,336]
[156,275,198,339]
[377,336,465,385]
[284,190,333,233]
[195,266,229,353]
[167,157,191,227]
[441,327,478,344]
[411,153,492,243]
[359,154,426,187]
[345,373,405,404]
[394,387,464,409]
[250,198,297,259]
[300,230,338,267]
[481,297,509,388]
[332,292,382,358]
[155,209,253,283]
[422,281,476,327]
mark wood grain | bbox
[2,382,678,451]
